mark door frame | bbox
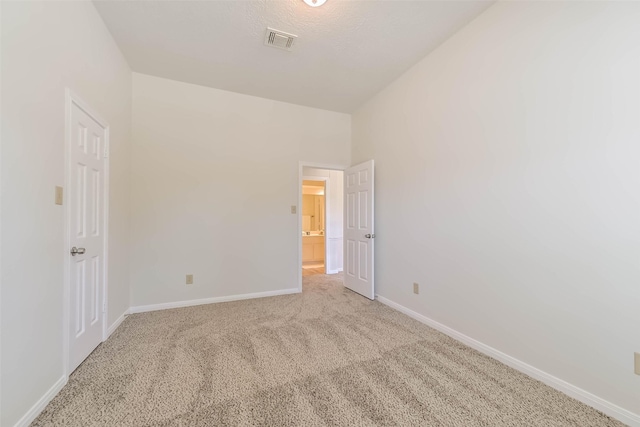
[62,89,110,376]
[298,162,347,292]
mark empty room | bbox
[1,0,639,426]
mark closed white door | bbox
[68,100,106,373]
[344,160,374,299]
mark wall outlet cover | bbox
[413,282,419,294]
[186,274,194,285]
[291,205,297,214]
[635,352,640,375]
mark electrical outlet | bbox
[291,205,297,214]
[186,274,193,285]
[413,282,419,295]
[635,352,640,375]
[55,186,64,205]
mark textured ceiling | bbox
[94,0,494,113]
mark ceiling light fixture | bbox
[303,0,327,7]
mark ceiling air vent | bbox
[264,27,297,51]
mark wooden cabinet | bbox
[302,242,314,261]
[313,242,324,261]
[302,236,325,263]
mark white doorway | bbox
[298,163,345,289]
[64,91,110,374]
[301,178,327,276]
[297,160,374,299]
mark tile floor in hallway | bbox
[302,264,325,276]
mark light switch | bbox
[635,352,640,375]
[186,274,193,285]
[291,205,297,214]
[55,186,64,205]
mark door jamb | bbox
[298,162,346,293]
[63,89,110,377]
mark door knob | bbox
[365,234,375,239]
[70,247,86,256]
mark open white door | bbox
[344,160,374,299]
[68,96,107,373]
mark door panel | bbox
[344,160,374,299]
[69,101,106,373]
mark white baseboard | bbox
[13,375,67,427]
[14,309,129,426]
[130,288,300,314]
[106,309,129,338]
[376,295,640,427]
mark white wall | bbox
[352,1,640,420]
[130,73,350,308]
[303,167,344,273]
[0,2,131,426]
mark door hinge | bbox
[104,142,109,159]
[103,302,106,313]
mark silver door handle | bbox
[70,247,86,256]
[365,234,375,239]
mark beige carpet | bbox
[33,274,624,426]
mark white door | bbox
[68,99,106,373]
[344,160,374,299]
